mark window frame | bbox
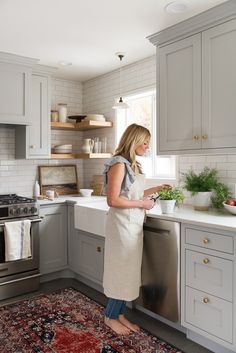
[115,88,177,184]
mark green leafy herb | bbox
[211,182,231,209]
[158,187,184,207]
[182,167,218,195]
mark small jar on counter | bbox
[58,103,67,122]
[51,110,59,122]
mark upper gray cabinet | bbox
[15,69,52,159]
[0,52,37,125]
[148,1,236,155]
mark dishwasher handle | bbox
[143,225,170,235]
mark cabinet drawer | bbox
[186,250,233,301]
[185,227,234,254]
[185,286,233,343]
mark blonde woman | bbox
[103,123,168,335]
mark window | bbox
[116,90,176,180]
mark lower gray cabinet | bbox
[77,231,104,285]
[39,204,68,274]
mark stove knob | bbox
[9,208,15,216]
[16,208,22,215]
[30,207,37,214]
[24,207,29,214]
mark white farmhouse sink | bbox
[74,201,109,237]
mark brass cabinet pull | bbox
[203,297,209,304]
[203,237,209,244]
[202,134,208,140]
[97,246,101,252]
[203,258,209,264]
[30,145,35,149]
[193,135,200,140]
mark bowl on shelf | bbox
[67,115,87,123]
[223,202,236,215]
[83,114,105,122]
[53,144,72,154]
[79,189,94,197]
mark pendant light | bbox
[112,52,129,110]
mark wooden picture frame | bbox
[38,164,79,195]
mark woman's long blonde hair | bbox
[114,123,151,174]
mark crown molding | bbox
[0,51,38,66]
[33,64,57,76]
[147,0,236,47]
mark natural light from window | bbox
[116,90,176,180]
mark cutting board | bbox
[38,165,79,195]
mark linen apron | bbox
[103,174,145,301]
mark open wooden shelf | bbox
[51,120,113,131]
[51,153,112,159]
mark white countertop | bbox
[39,196,236,232]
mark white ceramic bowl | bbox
[223,202,236,215]
[83,114,105,122]
[79,189,94,197]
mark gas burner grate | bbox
[0,194,35,205]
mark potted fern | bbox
[182,167,218,211]
[157,187,184,214]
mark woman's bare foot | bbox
[118,314,140,332]
[104,317,130,335]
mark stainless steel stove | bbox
[0,194,41,301]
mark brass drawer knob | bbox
[203,258,209,264]
[97,246,101,252]
[203,297,209,304]
[202,134,208,140]
[193,135,199,140]
[203,237,209,244]
[30,145,35,149]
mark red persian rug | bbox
[0,288,183,353]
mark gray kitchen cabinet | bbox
[39,204,68,275]
[77,231,104,285]
[0,52,37,125]
[181,223,236,351]
[149,4,236,155]
[15,68,52,159]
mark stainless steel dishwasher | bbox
[135,217,180,322]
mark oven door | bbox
[0,218,41,278]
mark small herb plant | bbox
[158,187,184,207]
[211,182,231,209]
[182,167,231,209]
[182,167,218,195]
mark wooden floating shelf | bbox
[51,153,112,159]
[51,120,113,131]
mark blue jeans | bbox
[104,298,126,319]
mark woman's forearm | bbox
[143,186,162,197]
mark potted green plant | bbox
[157,187,184,214]
[182,167,219,210]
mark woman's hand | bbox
[141,198,155,210]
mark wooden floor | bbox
[0,278,214,353]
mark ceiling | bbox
[0,0,228,81]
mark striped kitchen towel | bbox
[4,220,31,261]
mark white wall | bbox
[82,55,156,188]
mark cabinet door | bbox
[159,34,201,152]
[15,74,51,159]
[0,63,31,124]
[68,205,80,271]
[202,19,236,148]
[77,231,104,285]
[28,74,50,157]
[39,205,67,274]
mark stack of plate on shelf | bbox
[53,144,72,154]
[90,174,106,195]
[83,114,106,122]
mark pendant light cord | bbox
[118,54,124,101]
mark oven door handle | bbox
[0,217,43,227]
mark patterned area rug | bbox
[0,288,183,353]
